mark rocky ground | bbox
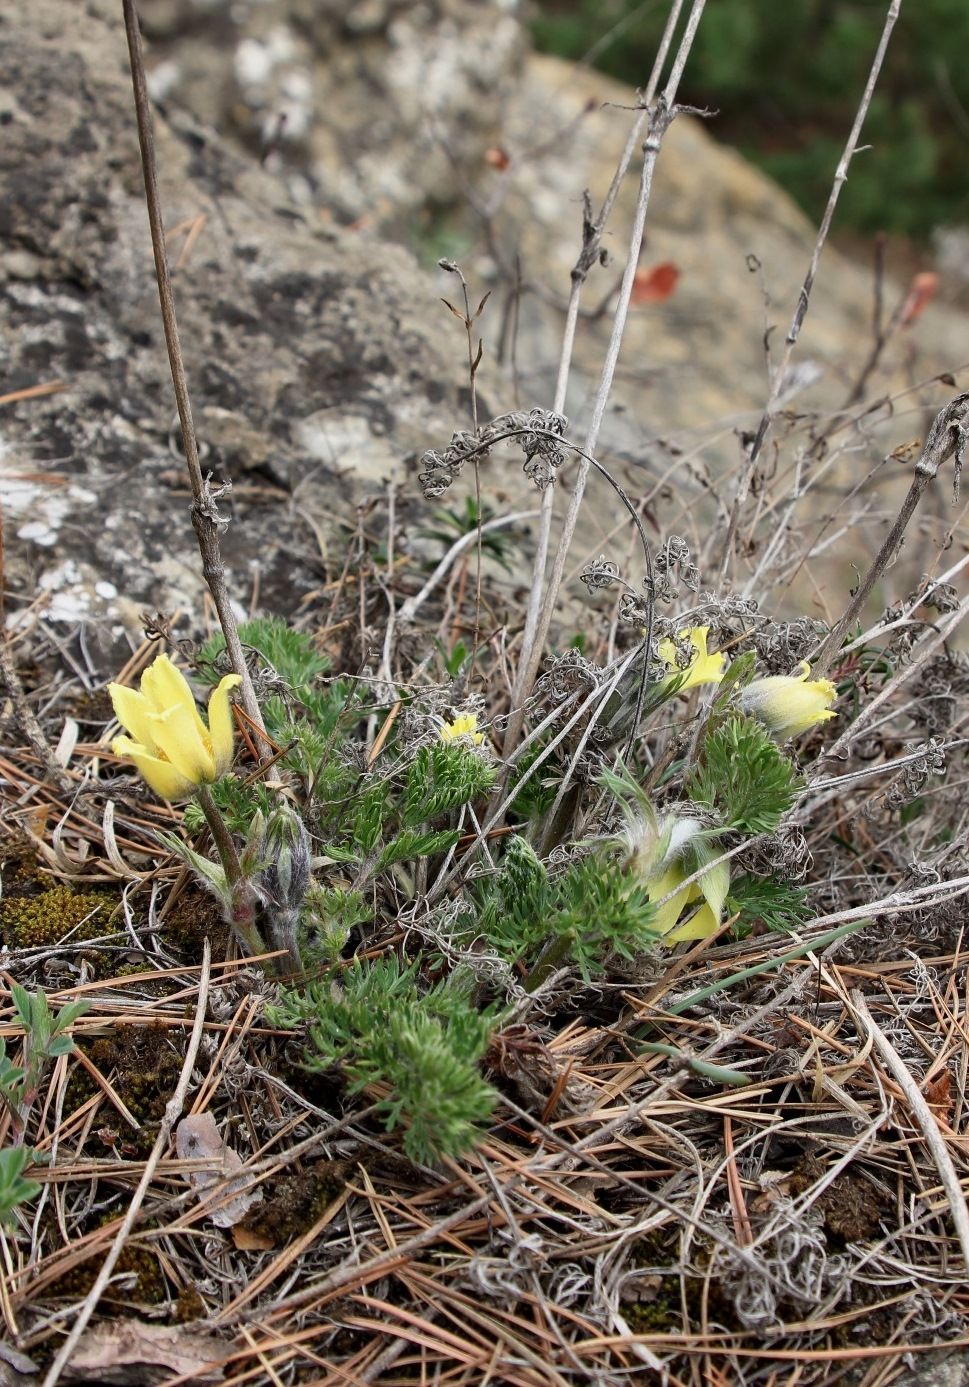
[2,0,967,651]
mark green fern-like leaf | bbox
[472,837,659,982]
[269,958,498,1164]
[199,617,329,688]
[378,829,461,871]
[688,714,800,834]
[726,873,812,933]
[403,743,497,827]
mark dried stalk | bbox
[121,0,269,758]
[813,390,969,676]
[396,510,539,627]
[717,0,902,585]
[851,989,969,1273]
[811,584,969,772]
[504,0,693,758]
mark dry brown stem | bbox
[121,0,269,758]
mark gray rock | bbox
[4,0,969,651]
[0,0,470,640]
[892,1352,969,1387]
[137,0,527,227]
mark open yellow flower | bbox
[109,653,241,801]
[440,712,484,746]
[739,661,837,740]
[657,626,725,693]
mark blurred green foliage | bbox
[532,0,969,238]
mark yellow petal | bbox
[658,626,725,693]
[647,865,693,938]
[141,655,209,743]
[741,661,837,739]
[147,701,217,785]
[207,674,241,776]
[108,684,161,754]
[112,736,194,801]
[440,713,484,745]
[647,839,729,945]
[665,900,719,943]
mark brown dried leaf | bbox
[899,270,939,327]
[631,261,681,304]
[232,1223,275,1251]
[924,1069,952,1122]
[175,1112,261,1229]
[62,1321,228,1384]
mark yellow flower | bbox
[657,626,725,693]
[109,653,241,801]
[739,661,837,740]
[632,810,731,943]
[440,712,484,746]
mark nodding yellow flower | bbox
[109,653,241,801]
[625,810,729,945]
[439,712,484,746]
[739,661,837,740]
[643,815,730,944]
[657,626,725,693]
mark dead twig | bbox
[850,989,969,1273]
[120,0,269,758]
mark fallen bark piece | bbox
[62,1321,228,1384]
[175,1112,261,1229]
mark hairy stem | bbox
[196,784,267,961]
[522,932,574,994]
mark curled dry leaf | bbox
[61,1321,228,1384]
[175,1111,261,1229]
[631,261,681,304]
[899,270,939,327]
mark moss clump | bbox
[161,886,230,963]
[50,1228,166,1306]
[1,885,111,949]
[790,1155,885,1244]
[238,1161,350,1246]
[172,1283,207,1323]
[65,1025,184,1156]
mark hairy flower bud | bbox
[260,805,311,914]
[256,805,312,969]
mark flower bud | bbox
[260,805,311,915]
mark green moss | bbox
[1,885,112,949]
[65,1025,184,1156]
[624,1296,681,1334]
[625,1228,741,1335]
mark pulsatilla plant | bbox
[105,603,839,1162]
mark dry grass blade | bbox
[41,941,212,1387]
[851,989,969,1270]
